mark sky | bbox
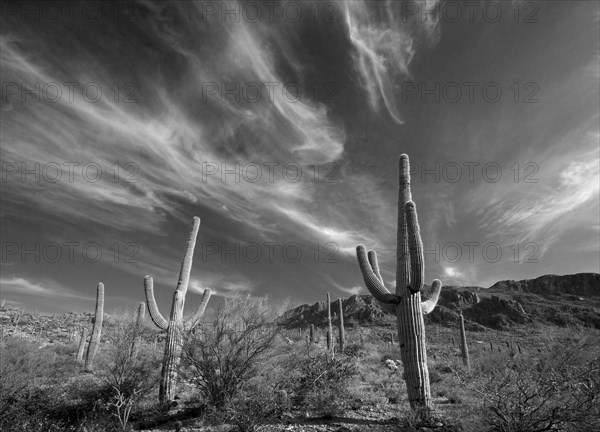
[1,0,599,314]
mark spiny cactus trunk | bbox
[356,154,443,412]
[397,293,431,407]
[338,298,345,353]
[85,283,104,371]
[309,324,315,343]
[326,293,332,351]
[77,327,88,361]
[460,312,470,369]
[130,302,145,358]
[145,217,212,404]
[160,292,185,402]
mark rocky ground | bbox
[135,396,462,432]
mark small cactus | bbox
[85,282,104,371]
[145,217,212,403]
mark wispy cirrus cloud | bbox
[344,0,440,124]
[468,130,600,257]
[0,4,348,240]
[0,276,93,300]
[189,276,254,299]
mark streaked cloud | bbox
[0,276,92,300]
[344,0,440,124]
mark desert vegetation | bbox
[1,299,598,431]
[1,157,598,431]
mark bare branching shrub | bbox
[224,385,280,432]
[482,333,600,432]
[0,339,53,425]
[292,353,358,415]
[180,295,280,410]
[101,317,161,431]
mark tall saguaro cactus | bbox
[326,293,333,351]
[144,216,212,403]
[356,154,442,410]
[85,282,104,371]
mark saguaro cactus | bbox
[356,154,442,410]
[85,282,104,371]
[326,293,333,351]
[337,298,345,353]
[77,327,88,361]
[459,312,470,369]
[144,216,212,403]
[130,302,146,357]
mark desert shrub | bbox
[224,384,280,432]
[481,333,600,432]
[343,342,365,358]
[0,374,114,431]
[0,338,54,425]
[101,320,161,431]
[429,370,443,384]
[292,353,358,415]
[379,348,399,363]
[180,295,280,409]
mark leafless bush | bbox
[482,333,600,432]
[0,339,53,423]
[101,317,161,431]
[180,294,281,410]
[292,352,358,415]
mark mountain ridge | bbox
[281,273,600,331]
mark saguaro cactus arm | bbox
[405,201,424,294]
[185,288,212,330]
[175,216,201,297]
[136,302,146,325]
[367,250,384,284]
[356,245,401,305]
[421,279,442,315]
[144,276,168,331]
